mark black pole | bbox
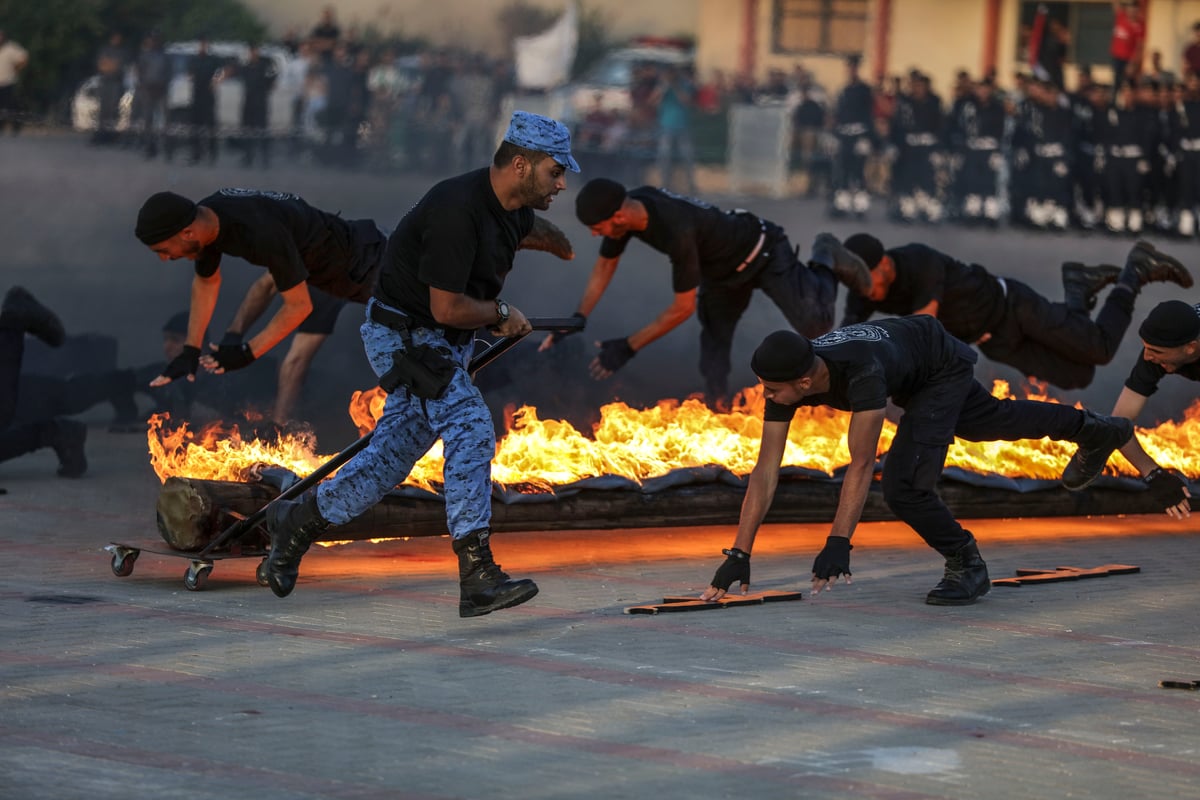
[197,315,585,556]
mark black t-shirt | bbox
[374,168,534,336]
[597,187,766,292]
[189,53,222,99]
[841,243,1007,344]
[194,189,366,295]
[1125,303,1200,395]
[764,315,972,422]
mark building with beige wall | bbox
[697,0,1200,96]
[243,0,1200,93]
[242,0,699,55]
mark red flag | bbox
[1028,3,1048,69]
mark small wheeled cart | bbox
[103,316,584,590]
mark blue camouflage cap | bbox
[503,110,580,173]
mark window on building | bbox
[773,0,868,56]
[1016,1,1112,71]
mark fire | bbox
[146,414,326,483]
[147,380,1200,489]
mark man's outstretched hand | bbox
[701,548,751,601]
[202,331,256,374]
[537,312,587,352]
[811,535,853,595]
[589,337,636,379]
[149,345,201,387]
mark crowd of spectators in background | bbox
[39,3,1200,239]
[81,6,518,172]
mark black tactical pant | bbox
[0,329,70,465]
[697,236,837,403]
[832,133,869,192]
[976,279,1135,390]
[882,355,1086,556]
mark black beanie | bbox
[575,178,627,225]
[843,232,885,270]
[135,191,198,245]
[1138,300,1200,347]
[751,330,815,381]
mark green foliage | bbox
[494,0,614,80]
[496,0,561,47]
[0,0,105,110]
[572,3,613,79]
[0,0,265,113]
[149,0,266,44]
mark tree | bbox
[495,0,614,80]
[0,0,266,115]
[496,0,561,50]
[572,3,613,79]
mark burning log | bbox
[156,474,1165,552]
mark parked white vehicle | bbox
[71,41,295,135]
[559,43,693,126]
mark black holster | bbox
[378,344,458,400]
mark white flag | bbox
[514,0,579,91]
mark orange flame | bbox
[147,380,1197,488]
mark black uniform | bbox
[0,327,83,471]
[188,50,222,163]
[1174,99,1200,233]
[947,93,1007,222]
[1023,92,1075,228]
[595,186,839,401]
[1070,89,1104,228]
[765,315,1092,555]
[238,55,277,167]
[890,90,944,221]
[1097,102,1152,231]
[841,243,1135,389]
[830,78,875,216]
[193,189,387,334]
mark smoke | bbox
[2,133,1190,448]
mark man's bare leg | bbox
[274,332,328,422]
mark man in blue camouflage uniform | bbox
[262,111,579,617]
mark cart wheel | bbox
[184,562,213,591]
[110,548,139,577]
[255,558,270,587]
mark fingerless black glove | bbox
[597,337,636,372]
[710,547,751,591]
[546,313,587,347]
[161,345,201,382]
[811,536,853,580]
[1145,468,1189,508]
[213,340,256,372]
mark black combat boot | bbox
[1061,262,1122,313]
[263,493,330,598]
[0,418,85,477]
[45,418,88,478]
[925,536,991,606]
[1118,241,1193,291]
[810,232,873,296]
[0,287,65,347]
[1061,410,1135,490]
[453,529,538,618]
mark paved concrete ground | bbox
[3,132,1200,799]
[3,430,1199,800]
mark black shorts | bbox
[297,288,349,335]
